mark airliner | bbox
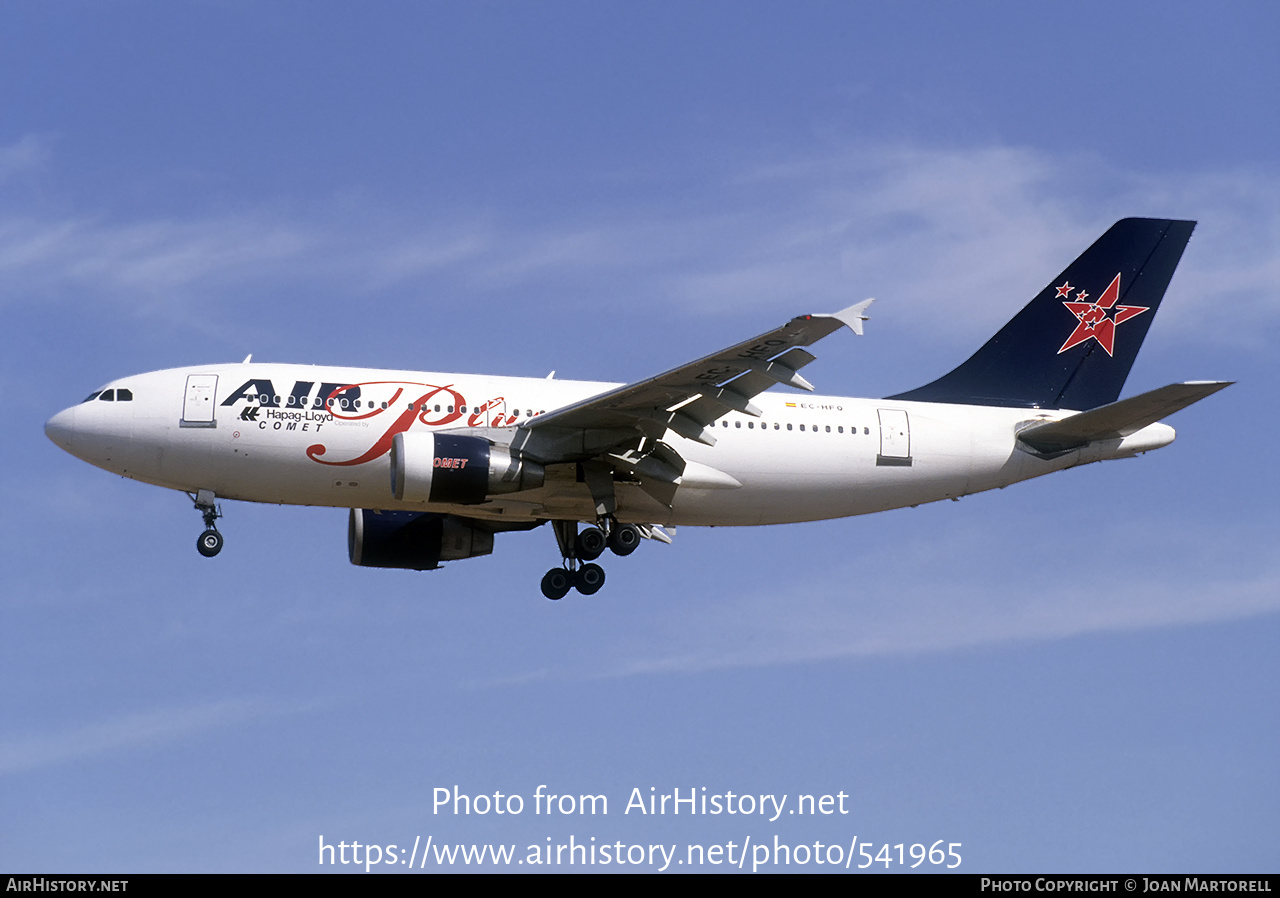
[45,218,1229,599]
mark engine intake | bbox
[390,432,544,504]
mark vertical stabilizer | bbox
[887,218,1195,410]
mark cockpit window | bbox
[85,388,134,403]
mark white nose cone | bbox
[45,407,77,454]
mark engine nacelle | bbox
[390,432,545,504]
[348,509,494,570]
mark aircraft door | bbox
[876,408,912,466]
[181,374,218,428]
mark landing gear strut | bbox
[191,490,224,558]
[540,517,642,600]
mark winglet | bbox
[827,298,874,336]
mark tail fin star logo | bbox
[1056,273,1149,356]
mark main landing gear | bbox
[541,518,642,600]
[190,490,224,558]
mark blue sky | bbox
[3,2,1277,873]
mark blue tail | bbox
[887,218,1195,411]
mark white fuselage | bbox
[45,363,1176,527]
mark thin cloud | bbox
[0,214,315,301]
[2,137,1276,344]
[599,554,1280,679]
[0,698,266,775]
[462,513,1280,685]
[0,134,51,181]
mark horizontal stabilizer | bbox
[1017,381,1231,452]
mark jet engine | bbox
[348,509,494,570]
[390,432,544,504]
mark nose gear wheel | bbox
[189,491,224,558]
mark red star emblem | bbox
[1056,281,1073,299]
[1057,273,1149,356]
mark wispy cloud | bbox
[3,136,1276,343]
[0,214,316,302]
[471,515,1280,685]
[0,698,268,775]
[0,134,51,181]
[620,563,1280,678]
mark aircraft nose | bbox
[45,406,78,454]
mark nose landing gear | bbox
[190,490,224,558]
[197,528,224,557]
